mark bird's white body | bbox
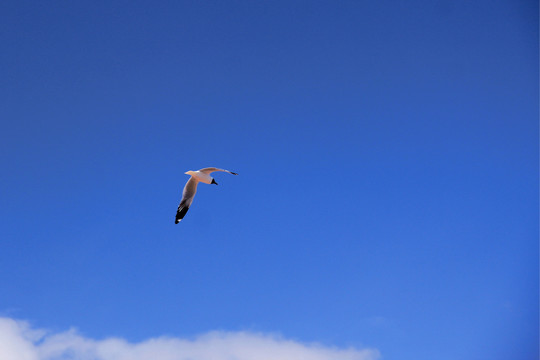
[185,170,213,184]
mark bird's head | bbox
[185,170,195,176]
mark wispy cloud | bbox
[0,317,379,360]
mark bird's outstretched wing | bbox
[175,177,199,224]
[198,167,238,175]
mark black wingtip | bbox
[175,205,189,223]
[231,172,238,175]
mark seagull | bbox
[175,167,238,224]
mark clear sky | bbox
[0,1,538,360]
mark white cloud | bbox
[0,317,379,360]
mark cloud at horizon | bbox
[0,317,380,360]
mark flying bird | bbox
[175,167,238,223]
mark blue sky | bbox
[0,1,538,359]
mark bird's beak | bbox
[211,179,218,185]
